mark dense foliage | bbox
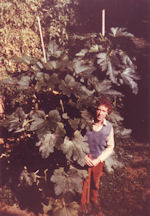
[0,28,139,215]
[0,0,141,215]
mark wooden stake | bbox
[37,16,47,63]
[102,9,105,36]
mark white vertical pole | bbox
[37,16,47,63]
[102,9,105,37]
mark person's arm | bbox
[90,127,115,166]
[0,97,4,119]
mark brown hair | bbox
[97,96,112,114]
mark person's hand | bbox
[0,138,4,144]
[0,98,4,118]
[91,158,101,166]
[84,155,93,167]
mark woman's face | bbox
[96,104,108,122]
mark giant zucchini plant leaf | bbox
[52,199,79,216]
[121,67,139,94]
[36,132,56,159]
[97,51,120,84]
[35,72,60,91]
[118,49,135,68]
[96,48,139,93]
[73,59,95,75]
[36,122,65,158]
[68,118,80,130]
[29,110,46,132]
[88,78,123,96]
[79,85,95,97]
[47,40,65,59]
[54,122,66,149]
[58,74,75,97]
[109,27,134,38]
[49,73,60,89]
[96,52,108,71]
[61,130,89,166]
[50,167,88,196]
[30,110,61,138]
[44,60,58,70]
[17,75,31,90]
[74,93,96,110]
[80,110,93,130]
[59,74,95,98]
[106,61,118,84]
[107,111,124,127]
[1,107,28,133]
[34,72,50,91]
[48,110,61,130]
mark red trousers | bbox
[81,162,104,205]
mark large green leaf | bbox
[74,94,96,110]
[59,74,95,98]
[96,52,108,71]
[36,132,56,158]
[17,76,31,90]
[61,130,89,166]
[29,110,61,138]
[96,48,139,93]
[97,51,118,84]
[107,111,124,127]
[1,107,28,133]
[35,72,50,90]
[87,77,123,97]
[36,122,65,158]
[35,72,60,91]
[121,67,139,95]
[29,110,46,131]
[80,110,93,130]
[54,122,66,149]
[73,59,95,75]
[44,60,58,70]
[118,49,135,68]
[48,110,61,130]
[50,167,88,196]
[47,40,64,59]
[68,118,80,130]
[58,75,74,97]
[109,27,134,38]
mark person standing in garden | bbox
[81,96,115,209]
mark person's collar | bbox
[103,119,107,126]
[93,118,107,126]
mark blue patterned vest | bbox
[86,120,112,159]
